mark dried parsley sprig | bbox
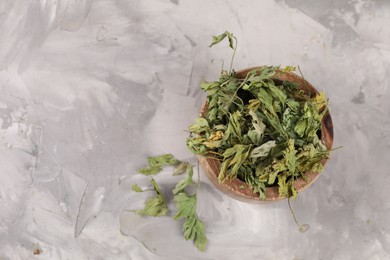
[138,154,180,175]
[187,32,330,200]
[130,178,168,217]
[173,163,207,252]
[209,31,238,74]
[132,154,207,251]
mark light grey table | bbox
[1,0,389,259]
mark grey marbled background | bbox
[1,0,390,259]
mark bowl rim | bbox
[198,66,334,203]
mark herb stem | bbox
[197,159,200,191]
[288,198,300,227]
[288,197,309,232]
[207,150,223,155]
[229,36,238,75]
[297,65,309,93]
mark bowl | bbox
[198,66,334,203]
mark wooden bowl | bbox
[198,67,334,203]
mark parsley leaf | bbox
[209,31,234,49]
[173,163,208,251]
[138,154,180,175]
[132,178,168,217]
[174,192,207,251]
[131,184,143,192]
[147,154,180,167]
[250,141,276,158]
[138,165,162,175]
[172,164,194,195]
[173,162,190,176]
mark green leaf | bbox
[209,31,234,49]
[281,66,296,72]
[200,81,220,95]
[257,88,276,116]
[173,165,194,195]
[174,192,207,252]
[247,130,260,145]
[272,159,288,173]
[203,130,224,148]
[268,85,287,105]
[219,144,251,182]
[294,119,307,137]
[291,185,298,199]
[263,110,288,139]
[133,179,168,217]
[189,118,210,134]
[286,99,300,111]
[248,109,266,145]
[296,143,328,175]
[222,145,244,161]
[247,67,277,83]
[174,192,196,220]
[313,91,327,110]
[227,111,243,140]
[147,154,181,167]
[138,165,162,175]
[186,137,207,155]
[173,162,190,176]
[268,171,278,185]
[139,154,181,175]
[218,157,233,182]
[312,134,327,152]
[131,184,143,192]
[203,140,222,149]
[184,216,207,252]
[183,213,197,239]
[250,141,276,158]
[243,172,266,199]
[284,139,297,175]
[278,174,290,197]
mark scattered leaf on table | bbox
[172,165,194,195]
[139,154,180,175]
[132,178,168,217]
[131,184,143,192]
[173,162,190,176]
[174,192,207,252]
[147,154,180,167]
[139,165,162,175]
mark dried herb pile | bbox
[186,32,330,199]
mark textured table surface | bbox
[1,0,390,259]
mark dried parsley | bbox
[138,154,181,175]
[131,178,168,217]
[132,155,207,251]
[173,163,207,251]
[131,183,144,192]
[173,162,190,176]
[174,192,207,251]
[186,31,331,200]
